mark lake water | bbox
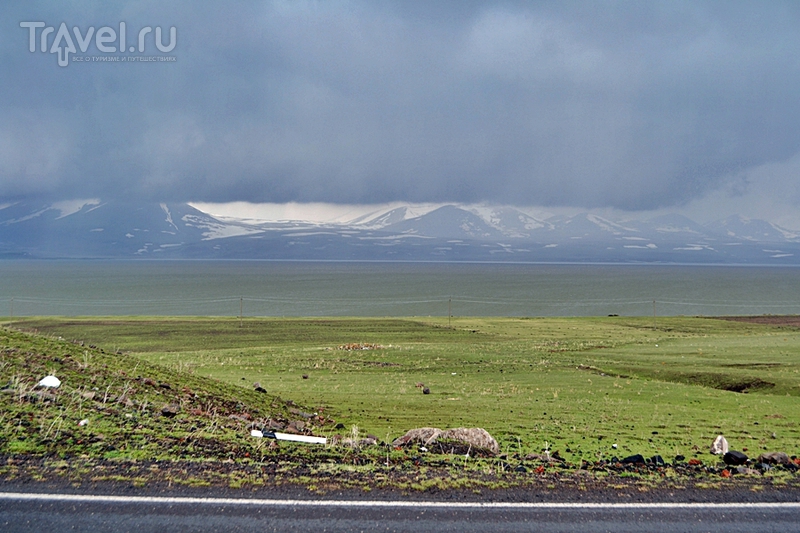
[1,260,800,317]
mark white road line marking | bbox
[1,492,799,509]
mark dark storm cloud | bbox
[2,0,800,209]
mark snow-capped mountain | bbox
[704,215,800,243]
[2,199,800,263]
[379,205,506,240]
[0,200,253,258]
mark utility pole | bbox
[10,298,13,318]
[653,300,657,330]
[448,297,452,327]
[239,297,243,328]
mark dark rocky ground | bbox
[3,454,800,503]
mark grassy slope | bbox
[9,316,800,465]
[0,325,336,463]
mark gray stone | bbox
[392,427,500,455]
[392,427,442,447]
[440,428,500,455]
[710,435,729,455]
[757,452,790,465]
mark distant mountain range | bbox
[1,199,799,264]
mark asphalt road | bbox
[3,492,800,533]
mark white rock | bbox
[250,429,264,438]
[711,435,729,455]
[37,375,61,388]
[78,419,89,426]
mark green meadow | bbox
[10,316,800,463]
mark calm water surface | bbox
[1,260,799,317]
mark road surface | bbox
[3,492,800,532]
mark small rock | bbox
[286,420,305,433]
[289,407,315,419]
[736,466,760,476]
[711,435,729,455]
[302,374,309,379]
[674,455,686,462]
[37,375,61,389]
[161,404,180,418]
[650,455,665,466]
[142,378,157,387]
[78,419,89,426]
[422,387,430,394]
[267,419,285,431]
[253,382,267,393]
[723,450,748,466]
[758,452,790,465]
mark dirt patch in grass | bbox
[714,316,800,328]
[624,369,776,393]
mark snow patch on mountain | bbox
[466,206,551,237]
[160,203,179,231]
[352,204,442,228]
[53,199,101,219]
[586,214,639,234]
[181,214,263,241]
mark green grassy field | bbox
[9,315,800,464]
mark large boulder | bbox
[758,452,790,465]
[392,427,499,455]
[392,427,443,447]
[439,428,500,455]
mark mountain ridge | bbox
[1,199,799,263]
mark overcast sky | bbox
[3,1,800,224]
